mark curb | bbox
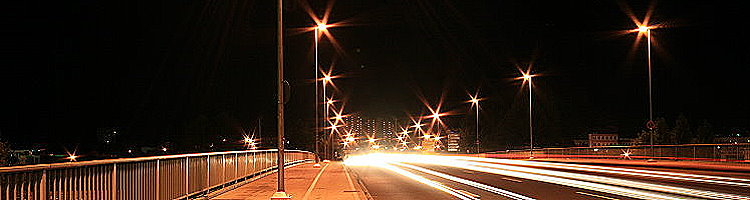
[345,165,374,200]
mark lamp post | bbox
[313,23,329,162]
[271,0,289,198]
[469,95,481,153]
[520,73,534,159]
[644,26,655,158]
[314,25,320,163]
[321,73,337,159]
[633,25,656,159]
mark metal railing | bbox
[486,143,750,163]
[0,149,316,200]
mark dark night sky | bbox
[2,0,748,152]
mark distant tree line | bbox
[0,139,9,166]
[635,114,715,145]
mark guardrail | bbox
[0,149,316,200]
[486,143,750,163]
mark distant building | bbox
[446,129,461,152]
[344,114,402,148]
[344,114,364,135]
[589,133,618,147]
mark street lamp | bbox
[66,153,78,162]
[272,0,289,198]
[321,73,333,159]
[519,72,535,159]
[631,24,657,159]
[313,22,331,163]
[468,94,481,153]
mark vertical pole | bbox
[111,164,117,200]
[323,82,328,159]
[40,170,47,200]
[529,78,534,159]
[155,160,160,200]
[647,29,655,158]
[476,106,480,153]
[206,155,210,195]
[222,154,226,187]
[314,28,320,162]
[185,157,189,197]
[275,0,287,196]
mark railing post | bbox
[222,154,226,188]
[111,163,117,200]
[155,160,160,200]
[206,155,210,195]
[40,170,47,200]
[185,157,189,197]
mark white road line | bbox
[302,163,329,200]
[576,191,620,200]
[501,177,524,183]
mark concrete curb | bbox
[345,165,374,200]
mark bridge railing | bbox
[486,143,750,163]
[0,149,316,200]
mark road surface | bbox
[346,154,750,200]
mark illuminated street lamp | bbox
[629,22,657,159]
[321,73,335,159]
[66,153,78,162]
[313,21,331,162]
[468,94,481,153]
[519,71,536,159]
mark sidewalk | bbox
[211,161,366,200]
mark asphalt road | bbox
[346,154,750,200]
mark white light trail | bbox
[392,162,535,200]
[345,153,750,200]
[457,156,750,188]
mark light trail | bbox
[345,153,750,200]
[379,164,479,200]
[456,156,750,187]
[462,160,748,200]
[392,162,535,200]
[345,155,479,200]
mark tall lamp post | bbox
[644,26,655,158]
[313,23,329,163]
[520,73,535,159]
[323,75,330,159]
[468,95,481,153]
[632,25,656,159]
[272,0,289,198]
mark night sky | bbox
[2,0,748,153]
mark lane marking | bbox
[457,190,481,198]
[576,191,620,200]
[501,177,523,183]
[302,163,329,200]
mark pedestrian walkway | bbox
[211,161,366,200]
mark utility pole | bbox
[271,0,290,199]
